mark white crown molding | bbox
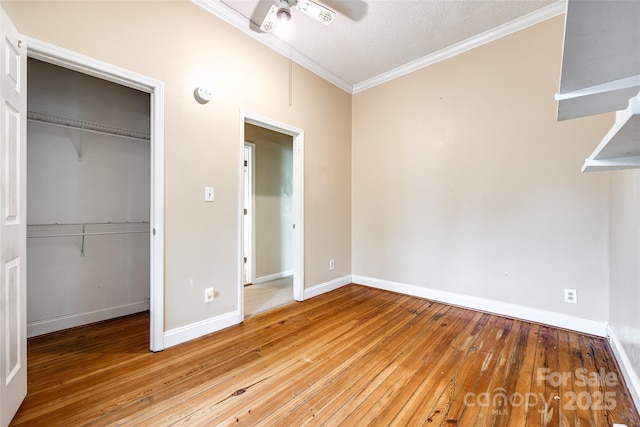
[191,0,352,93]
[352,1,566,94]
[193,0,565,95]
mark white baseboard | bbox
[27,300,150,338]
[303,275,351,300]
[163,310,242,349]
[352,275,608,337]
[607,325,640,412]
[253,270,294,284]
[163,274,350,349]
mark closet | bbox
[26,58,151,337]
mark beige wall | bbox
[609,170,640,391]
[245,124,294,280]
[9,0,632,343]
[352,16,613,321]
[5,0,352,331]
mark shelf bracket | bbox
[67,127,84,161]
[81,224,86,256]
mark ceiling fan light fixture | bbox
[260,5,280,32]
[276,0,292,21]
[296,0,335,25]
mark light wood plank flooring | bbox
[11,284,640,426]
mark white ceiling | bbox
[194,0,565,93]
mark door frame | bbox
[24,37,165,352]
[238,111,305,318]
[243,142,256,285]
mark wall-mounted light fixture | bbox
[194,86,213,104]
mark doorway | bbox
[26,38,164,351]
[239,112,304,318]
[26,57,151,338]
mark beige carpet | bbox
[244,276,294,318]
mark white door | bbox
[0,7,27,427]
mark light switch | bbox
[204,186,214,202]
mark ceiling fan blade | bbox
[260,5,280,32]
[296,0,335,25]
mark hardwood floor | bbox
[11,284,640,426]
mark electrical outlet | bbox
[204,287,215,303]
[329,259,335,270]
[564,288,577,304]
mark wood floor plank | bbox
[261,304,454,426]
[163,294,426,426]
[10,284,640,426]
[242,300,442,426]
[556,329,578,427]
[110,290,410,426]
[569,329,597,426]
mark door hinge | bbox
[244,257,247,263]
[244,208,247,215]
[244,160,248,167]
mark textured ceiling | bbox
[211,0,561,90]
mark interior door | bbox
[0,7,27,427]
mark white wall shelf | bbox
[27,110,150,141]
[556,0,640,172]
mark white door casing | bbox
[0,7,27,426]
[239,111,305,318]
[243,142,255,285]
[24,37,165,352]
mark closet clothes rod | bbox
[27,230,149,238]
[27,111,150,142]
[27,222,150,256]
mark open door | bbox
[0,7,27,427]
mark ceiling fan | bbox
[259,0,336,33]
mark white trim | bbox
[303,275,351,300]
[193,0,564,95]
[191,0,351,93]
[583,156,640,173]
[254,270,294,284]
[352,1,566,94]
[24,37,166,352]
[352,275,608,337]
[607,325,640,412]
[292,131,305,302]
[163,311,242,349]
[243,142,256,285]
[555,74,640,102]
[27,301,150,338]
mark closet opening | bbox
[25,57,155,345]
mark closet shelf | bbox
[582,94,640,172]
[27,111,150,141]
[556,0,640,172]
[556,0,640,121]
